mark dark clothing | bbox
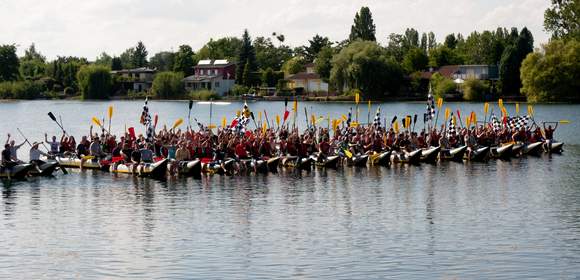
[76,144,88,158]
[131,150,141,162]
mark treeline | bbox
[0,0,577,101]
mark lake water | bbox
[1,100,579,279]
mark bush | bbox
[152,71,184,99]
[430,72,456,99]
[77,65,112,99]
[230,84,249,96]
[462,79,489,101]
[0,80,42,99]
[189,89,220,100]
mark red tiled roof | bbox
[288,72,320,80]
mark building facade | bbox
[183,59,236,96]
[111,67,156,92]
[287,63,329,93]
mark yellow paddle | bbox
[172,118,184,130]
[221,117,227,128]
[355,92,360,104]
[262,122,267,134]
[437,98,443,109]
[108,105,113,132]
[393,121,399,133]
[559,120,571,124]
[444,107,450,121]
[275,115,280,127]
[341,114,348,121]
[515,103,519,115]
[498,98,503,108]
[92,117,103,128]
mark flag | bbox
[447,112,456,138]
[426,89,435,122]
[140,98,154,142]
[491,113,501,133]
[373,106,381,128]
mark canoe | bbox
[170,160,202,177]
[491,143,514,160]
[54,156,109,171]
[440,146,467,162]
[466,146,490,162]
[522,142,543,156]
[420,146,441,163]
[369,151,391,166]
[266,157,280,173]
[391,150,421,165]
[313,155,340,169]
[282,156,313,171]
[202,159,236,176]
[347,154,368,167]
[0,163,35,179]
[110,159,168,179]
[251,159,269,174]
[511,143,524,157]
[29,161,60,176]
[544,142,564,154]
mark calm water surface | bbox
[0,100,579,279]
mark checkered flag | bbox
[447,112,456,138]
[373,106,381,128]
[426,90,435,122]
[491,113,501,133]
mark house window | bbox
[214,69,218,75]
[215,82,220,88]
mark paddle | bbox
[108,105,113,133]
[456,109,463,128]
[172,118,184,131]
[275,115,281,129]
[264,110,270,129]
[355,91,360,122]
[188,100,194,128]
[434,97,443,128]
[16,128,32,147]
[250,112,258,129]
[412,114,417,132]
[154,114,159,129]
[484,102,489,123]
[48,112,66,134]
[390,116,397,129]
[91,117,109,133]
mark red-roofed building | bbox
[183,59,236,96]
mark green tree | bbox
[133,41,148,67]
[236,29,257,84]
[0,45,20,82]
[282,56,305,75]
[444,34,458,49]
[403,28,420,50]
[385,33,406,62]
[197,37,242,61]
[151,71,184,98]
[149,51,175,71]
[20,44,46,79]
[111,57,123,70]
[94,52,112,67]
[330,41,403,98]
[430,72,456,99]
[429,45,461,67]
[23,43,46,62]
[499,28,534,96]
[315,46,333,82]
[77,65,112,99]
[47,56,88,90]
[544,0,580,40]
[402,47,428,73]
[173,45,196,76]
[119,48,135,69]
[261,68,278,87]
[254,36,292,70]
[462,79,489,101]
[427,32,437,51]
[420,33,428,53]
[520,39,580,102]
[302,34,332,62]
[349,6,376,42]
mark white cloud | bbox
[0,0,550,60]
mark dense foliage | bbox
[151,71,184,99]
[77,65,112,99]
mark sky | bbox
[0,0,551,60]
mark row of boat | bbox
[0,141,563,180]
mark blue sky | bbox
[0,0,550,60]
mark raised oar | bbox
[263,110,271,129]
[483,102,489,123]
[92,117,109,134]
[48,112,66,134]
[188,100,194,128]
[172,118,184,130]
[16,128,32,147]
[434,97,443,128]
[456,109,464,128]
[108,105,114,133]
[412,114,418,132]
[390,116,397,129]
[250,112,258,129]
[19,127,68,175]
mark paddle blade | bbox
[344,149,353,159]
[393,121,399,133]
[128,127,136,139]
[108,106,113,119]
[48,112,57,122]
[172,118,184,129]
[91,117,102,127]
[498,98,503,108]
[283,110,290,122]
[515,103,519,115]
[189,100,194,110]
[437,98,443,108]
[311,114,316,125]
[262,122,267,134]
[222,117,227,128]
[444,108,450,120]
[258,111,262,122]
[484,102,489,114]
[413,114,417,124]
[456,109,461,121]
[391,116,397,124]
[527,105,534,117]
[559,120,571,124]
[293,99,298,112]
[154,114,158,127]
[276,115,280,126]
[341,114,348,121]
[355,92,360,104]
[284,98,288,108]
[350,122,359,128]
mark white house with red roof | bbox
[183,59,236,96]
[287,63,328,93]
